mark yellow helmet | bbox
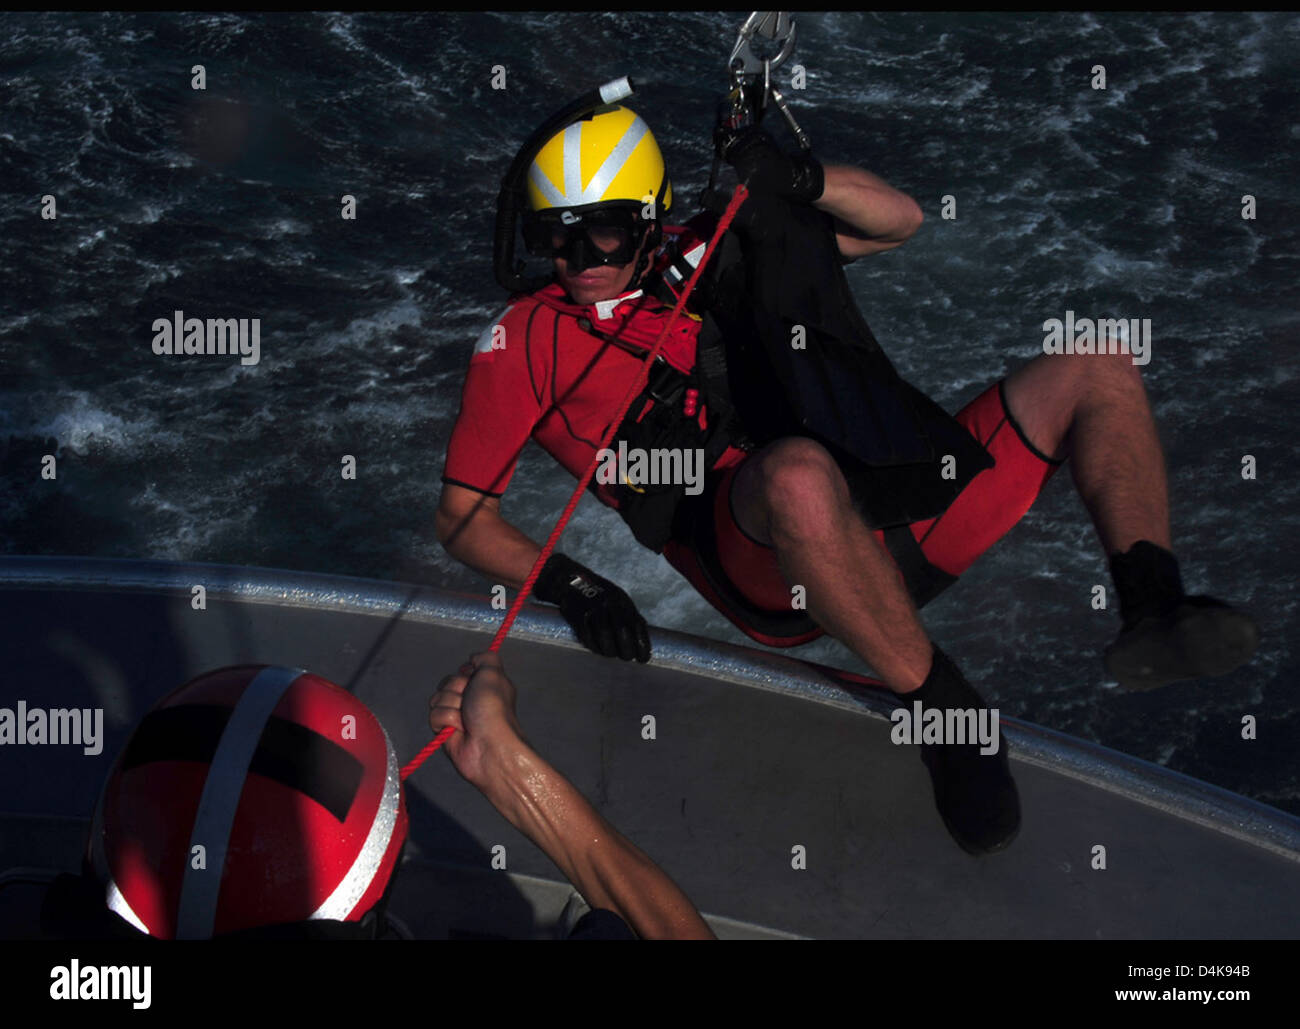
[526,105,672,215]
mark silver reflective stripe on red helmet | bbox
[105,877,149,934]
[90,735,154,936]
[307,729,401,921]
[175,665,303,940]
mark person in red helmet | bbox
[39,665,407,939]
[39,660,711,940]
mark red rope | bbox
[401,183,749,780]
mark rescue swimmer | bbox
[436,80,1259,856]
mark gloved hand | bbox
[532,552,651,663]
[715,124,824,204]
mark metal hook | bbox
[723,11,810,151]
[728,11,797,80]
[705,10,810,203]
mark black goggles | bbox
[521,205,649,267]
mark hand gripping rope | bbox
[400,183,750,780]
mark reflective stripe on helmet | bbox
[527,106,664,211]
[105,876,150,934]
[174,665,303,940]
[308,731,402,921]
[578,115,649,206]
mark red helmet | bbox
[87,665,408,939]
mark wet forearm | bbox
[481,741,715,940]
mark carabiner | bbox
[727,11,798,80]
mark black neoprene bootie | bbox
[910,648,1020,856]
[1104,541,1259,691]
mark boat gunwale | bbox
[3,554,1298,863]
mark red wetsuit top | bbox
[442,226,744,510]
[442,225,1065,650]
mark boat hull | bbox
[1,557,1297,939]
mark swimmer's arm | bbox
[816,163,924,261]
[479,739,716,940]
[436,482,541,590]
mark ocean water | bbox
[1,11,1298,814]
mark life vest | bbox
[513,197,995,561]
[522,230,742,554]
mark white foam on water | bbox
[329,297,425,351]
[264,218,311,239]
[6,391,158,456]
[133,204,165,225]
[0,314,36,333]
[76,229,108,251]
[128,482,248,558]
[324,13,435,104]
[1082,250,1167,283]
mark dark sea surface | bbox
[1,12,1297,813]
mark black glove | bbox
[532,552,651,663]
[715,124,824,204]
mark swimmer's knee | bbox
[754,437,851,538]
